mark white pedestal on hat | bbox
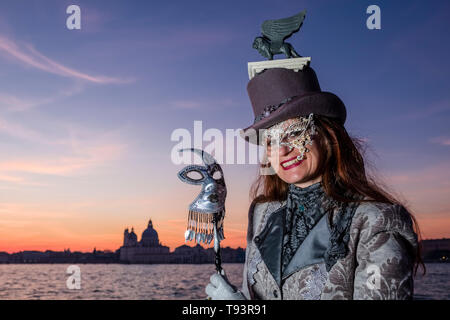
[247,57,311,80]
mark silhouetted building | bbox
[421,238,450,262]
[0,252,9,263]
[119,219,171,263]
[0,249,118,264]
[0,218,246,264]
[172,244,212,263]
[119,218,245,264]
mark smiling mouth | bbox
[281,156,304,170]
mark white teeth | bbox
[282,157,302,168]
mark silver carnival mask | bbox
[263,113,316,161]
[177,148,226,245]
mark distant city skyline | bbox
[0,0,449,253]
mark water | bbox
[0,263,448,300]
[0,263,244,300]
[413,263,450,300]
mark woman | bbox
[205,66,423,300]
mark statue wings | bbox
[261,10,306,47]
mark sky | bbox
[0,0,449,253]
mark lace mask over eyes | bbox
[263,113,316,161]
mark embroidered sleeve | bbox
[241,200,267,299]
[241,242,253,299]
[352,204,418,300]
[241,201,285,299]
[241,200,259,299]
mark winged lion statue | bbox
[253,10,306,60]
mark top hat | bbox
[240,65,346,144]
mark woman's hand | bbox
[205,270,246,300]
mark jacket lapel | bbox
[253,204,332,287]
[282,214,331,280]
[254,205,285,287]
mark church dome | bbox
[142,227,158,240]
[140,219,159,247]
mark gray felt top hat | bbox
[240,66,347,144]
[240,10,347,144]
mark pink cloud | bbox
[0,142,125,177]
[402,99,450,120]
[0,122,128,180]
[0,116,63,145]
[0,173,24,183]
[0,83,84,112]
[0,35,131,84]
[384,162,450,238]
[430,136,450,146]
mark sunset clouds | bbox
[0,122,128,185]
[0,35,130,84]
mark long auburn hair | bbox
[250,115,425,276]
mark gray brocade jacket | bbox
[240,200,418,300]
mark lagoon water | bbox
[0,263,448,300]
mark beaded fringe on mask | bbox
[185,210,225,244]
